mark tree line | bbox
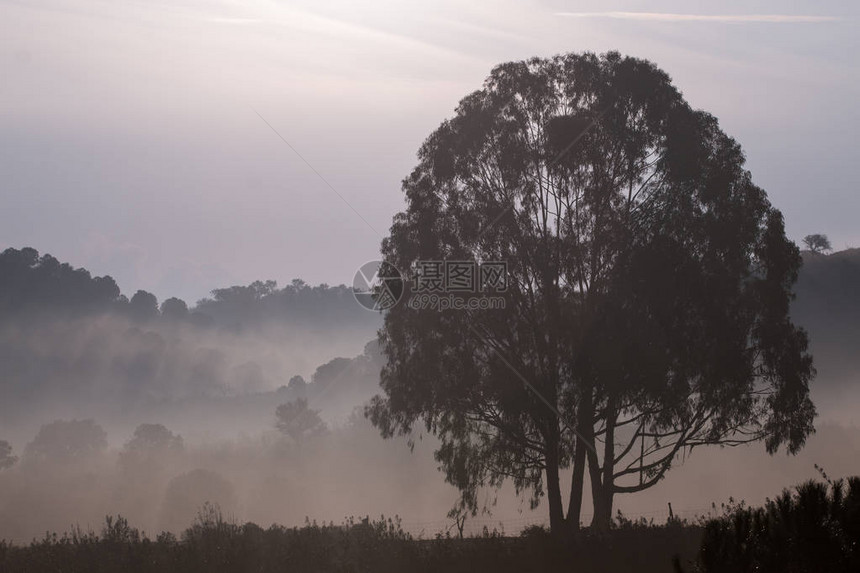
[0,247,376,330]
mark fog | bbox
[0,249,858,543]
[0,410,459,542]
[0,382,857,542]
[0,313,376,447]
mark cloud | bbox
[195,1,483,66]
[207,17,263,25]
[555,12,840,23]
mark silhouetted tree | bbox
[288,375,307,390]
[0,247,379,330]
[129,290,159,321]
[211,280,278,303]
[25,419,108,462]
[119,424,184,472]
[0,440,17,470]
[803,233,832,254]
[368,51,814,533]
[311,357,352,390]
[0,247,121,315]
[160,297,189,320]
[124,423,184,453]
[275,398,326,442]
[194,278,377,330]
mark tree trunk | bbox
[566,435,587,531]
[567,391,593,532]
[545,432,566,536]
[590,396,616,530]
[591,482,614,530]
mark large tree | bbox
[367,52,815,534]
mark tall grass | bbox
[0,505,703,573]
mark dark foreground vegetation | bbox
[0,509,702,573]
[700,471,860,572]
[1,476,857,573]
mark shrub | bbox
[698,474,860,572]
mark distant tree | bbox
[288,375,307,390]
[192,278,377,330]
[119,424,183,470]
[188,311,214,329]
[368,51,815,533]
[124,423,184,453]
[25,419,108,462]
[129,290,159,321]
[207,280,278,308]
[803,234,832,254]
[275,398,327,442]
[160,297,189,320]
[311,357,352,390]
[0,440,17,470]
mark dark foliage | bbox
[194,278,377,331]
[802,234,832,254]
[697,474,860,572]
[0,511,702,573]
[160,297,189,320]
[369,50,814,532]
[0,248,123,317]
[0,247,378,331]
[128,290,159,322]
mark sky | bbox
[1,0,858,304]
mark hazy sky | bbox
[2,0,858,303]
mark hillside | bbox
[0,245,858,434]
[793,248,860,358]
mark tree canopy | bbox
[803,234,832,254]
[368,51,815,533]
[24,419,108,463]
[129,290,160,321]
[0,247,122,316]
[275,398,327,442]
[124,423,184,453]
[0,247,378,331]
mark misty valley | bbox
[1,243,859,572]
[2,18,860,569]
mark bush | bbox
[697,474,860,572]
